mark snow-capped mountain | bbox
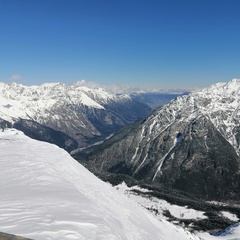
[0,129,202,240]
[74,79,240,201]
[0,82,151,150]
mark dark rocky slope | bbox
[73,80,240,201]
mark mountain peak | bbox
[0,81,151,149]
[76,79,240,201]
[202,78,240,95]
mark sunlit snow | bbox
[0,129,202,240]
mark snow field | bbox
[0,129,200,240]
[115,183,240,240]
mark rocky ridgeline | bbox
[74,79,240,201]
[0,82,151,150]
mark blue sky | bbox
[0,0,240,89]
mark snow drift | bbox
[0,129,198,240]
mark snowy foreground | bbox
[0,129,239,240]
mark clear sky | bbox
[0,0,240,90]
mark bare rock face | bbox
[75,80,240,201]
[155,116,240,200]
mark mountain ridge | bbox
[0,82,152,149]
[74,79,240,201]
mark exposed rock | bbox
[74,79,240,201]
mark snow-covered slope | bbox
[162,78,240,154]
[116,184,240,240]
[0,82,105,121]
[128,78,240,156]
[0,82,151,149]
[0,129,200,240]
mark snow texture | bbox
[0,129,201,240]
[0,82,131,122]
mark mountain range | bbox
[1,79,240,237]
[0,82,153,151]
[74,79,240,201]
